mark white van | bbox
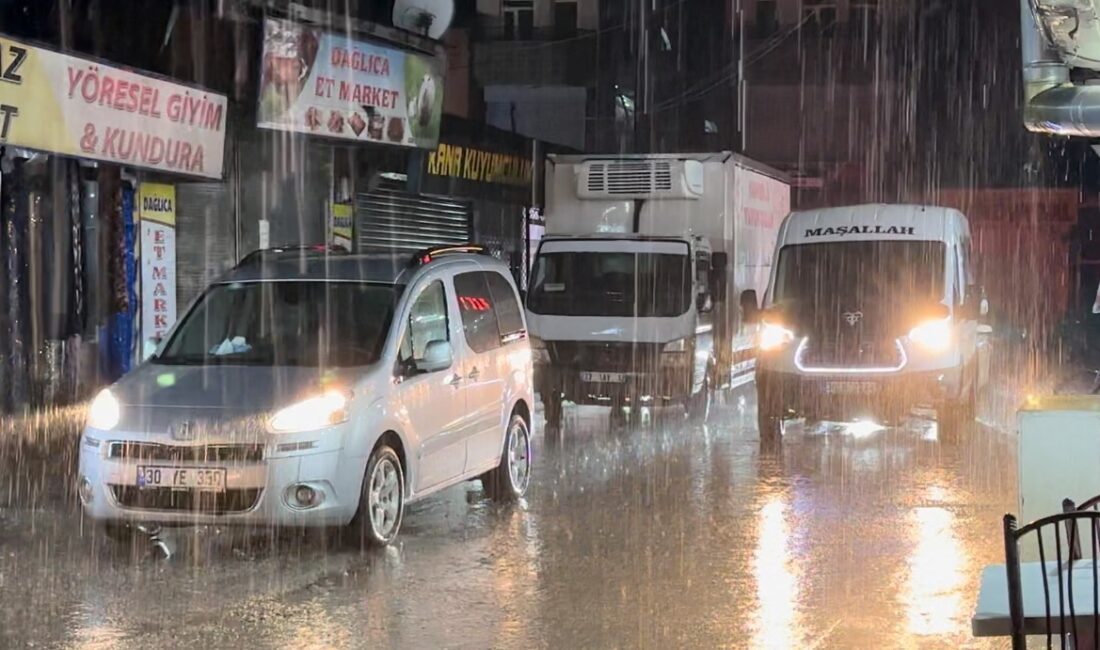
[744,204,990,442]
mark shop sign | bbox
[330,202,353,250]
[426,143,532,188]
[0,34,227,178]
[257,18,444,149]
[139,183,177,348]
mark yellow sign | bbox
[0,33,227,178]
[139,183,176,226]
[331,202,353,243]
[426,143,531,187]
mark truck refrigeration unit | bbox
[526,152,791,430]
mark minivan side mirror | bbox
[417,340,453,373]
[740,289,760,324]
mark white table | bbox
[973,560,1100,637]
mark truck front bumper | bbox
[536,362,694,405]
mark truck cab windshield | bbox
[774,240,946,312]
[528,250,692,317]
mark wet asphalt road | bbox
[0,390,1016,649]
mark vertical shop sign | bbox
[139,183,176,349]
[330,202,352,250]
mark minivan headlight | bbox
[269,390,351,433]
[758,322,795,351]
[908,318,952,352]
[86,389,120,431]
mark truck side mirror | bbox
[697,292,713,313]
[740,290,760,323]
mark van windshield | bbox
[155,281,399,367]
[773,241,946,311]
[528,249,692,318]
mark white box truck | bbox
[526,152,790,429]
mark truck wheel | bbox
[688,374,713,423]
[543,389,563,431]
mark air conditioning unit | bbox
[576,159,705,199]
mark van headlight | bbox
[86,389,121,431]
[269,390,351,433]
[758,322,795,351]
[908,318,952,352]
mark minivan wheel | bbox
[484,414,532,501]
[346,445,404,548]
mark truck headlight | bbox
[662,338,689,353]
[529,336,551,363]
[86,389,121,431]
[269,390,351,433]
[908,318,952,352]
[758,322,795,351]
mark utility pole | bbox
[634,0,652,153]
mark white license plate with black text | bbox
[136,466,227,492]
[581,371,627,384]
[824,381,880,396]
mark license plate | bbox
[136,466,227,492]
[824,381,879,396]
[581,371,627,384]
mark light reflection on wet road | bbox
[0,391,1014,649]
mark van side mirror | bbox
[740,290,760,323]
[417,340,453,373]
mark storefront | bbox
[0,32,227,409]
[409,115,538,284]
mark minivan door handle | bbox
[467,367,481,380]
[447,373,463,387]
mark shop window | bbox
[504,0,535,40]
[454,271,502,353]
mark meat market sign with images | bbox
[257,18,444,149]
[0,34,227,178]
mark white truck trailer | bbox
[526,152,790,429]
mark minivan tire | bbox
[483,414,532,502]
[346,445,405,548]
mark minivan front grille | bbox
[110,486,262,514]
[107,442,264,464]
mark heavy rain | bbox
[0,0,1097,648]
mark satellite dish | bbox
[393,0,454,40]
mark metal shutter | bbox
[355,180,471,254]
[175,183,234,310]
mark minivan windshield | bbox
[527,249,692,317]
[155,281,399,367]
[773,240,946,310]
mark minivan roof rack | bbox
[410,244,487,267]
[236,244,349,268]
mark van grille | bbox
[107,442,264,464]
[797,338,906,370]
[586,161,673,195]
[110,486,262,514]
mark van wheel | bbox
[757,385,784,447]
[346,445,404,548]
[483,414,532,501]
[939,376,977,443]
